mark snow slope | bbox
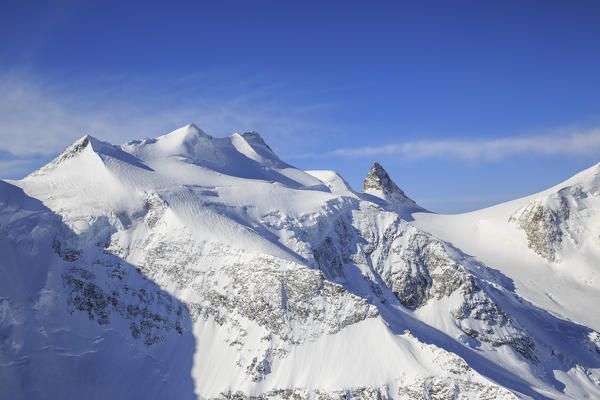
[413,162,600,332]
[1,125,600,399]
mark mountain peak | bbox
[72,133,96,149]
[187,123,201,131]
[362,162,416,206]
[159,124,211,142]
[362,162,400,193]
[29,133,153,178]
[146,124,215,161]
[51,134,101,163]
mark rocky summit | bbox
[362,162,401,193]
[1,125,600,399]
[361,162,419,214]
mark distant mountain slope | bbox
[1,125,599,399]
[413,162,600,333]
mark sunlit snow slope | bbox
[413,162,600,332]
[1,124,600,400]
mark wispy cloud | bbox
[290,128,600,161]
[3,70,599,182]
[0,71,333,158]
[0,155,54,179]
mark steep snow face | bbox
[2,125,600,400]
[18,135,145,236]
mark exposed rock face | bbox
[510,195,570,262]
[361,162,416,206]
[451,285,539,363]
[103,198,378,381]
[61,263,186,345]
[378,229,463,309]
[53,232,187,347]
[362,162,402,193]
[509,185,587,262]
[132,201,379,343]
[269,196,539,364]
[359,220,539,361]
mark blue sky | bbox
[2,1,600,213]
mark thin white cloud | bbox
[290,128,600,161]
[0,157,51,179]
[3,71,599,180]
[0,72,332,159]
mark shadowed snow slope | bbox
[1,125,600,399]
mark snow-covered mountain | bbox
[413,162,600,334]
[1,125,599,399]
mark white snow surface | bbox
[1,125,599,399]
[413,162,600,332]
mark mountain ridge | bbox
[2,124,600,399]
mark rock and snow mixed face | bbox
[1,125,600,399]
[413,160,600,335]
[508,164,600,263]
[361,162,422,213]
